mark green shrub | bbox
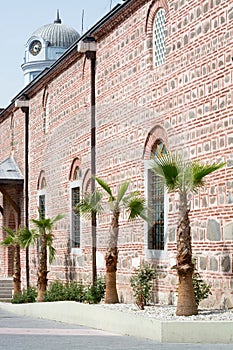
[130,262,157,310]
[11,286,37,304]
[64,281,85,302]
[44,278,105,303]
[84,277,106,304]
[192,271,212,307]
[44,280,66,302]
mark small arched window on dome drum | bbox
[148,140,167,250]
[153,8,166,67]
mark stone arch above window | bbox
[37,170,47,190]
[143,125,168,160]
[42,87,49,109]
[145,0,168,35]
[145,1,168,68]
[69,158,82,181]
[42,87,50,133]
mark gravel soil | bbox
[97,304,233,321]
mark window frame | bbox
[70,179,82,255]
[153,7,166,67]
[144,155,168,260]
[37,188,46,255]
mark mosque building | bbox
[0,0,232,308]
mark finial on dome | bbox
[54,9,62,24]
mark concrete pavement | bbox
[0,301,232,344]
[0,308,233,350]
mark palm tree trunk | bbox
[13,244,21,294]
[105,209,119,304]
[176,192,197,316]
[37,234,48,302]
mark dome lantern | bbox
[21,11,80,85]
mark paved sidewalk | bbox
[1,301,232,344]
[0,308,232,350]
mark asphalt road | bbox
[0,308,232,350]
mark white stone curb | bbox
[0,301,232,343]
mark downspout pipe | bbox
[15,96,30,289]
[90,49,97,286]
[77,37,97,285]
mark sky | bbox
[0,0,122,108]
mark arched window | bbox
[69,159,82,251]
[148,141,167,250]
[37,172,46,256]
[37,171,46,218]
[153,8,166,67]
[42,88,50,133]
[45,95,50,133]
[74,166,81,180]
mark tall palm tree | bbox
[77,177,148,304]
[31,211,64,302]
[1,227,23,295]
[150,153,224,316]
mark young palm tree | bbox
[78,177,148,304]
[31,211,64,302]
[1,227,23,295]
[151,153,224,316]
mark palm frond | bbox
[48,244,56,264]
[2,226,15,238]
[31,217,49,231]
[32,212,64,234]
[126,197,147,221]
[37,207,45,219]
[46,232,55,263]
[95,177,115,201]
[1,235,15,246]
[46,232,54,245]
[76,190,103,219]
[52,213,65,224]
[20,228,38,248]
[190,161,225,192]
[123,190,140,206]
[1,226,19,246]
[117,181,130,204]
[151,153,180,191]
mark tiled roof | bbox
[0,157,24,184]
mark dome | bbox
[30,11,80,48]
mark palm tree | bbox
[150,153,224,316]
[78,177,148,304]
[1,227,23,295]
[31,211,64,302]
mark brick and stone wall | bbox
[0,0,232,307]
